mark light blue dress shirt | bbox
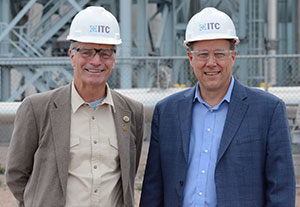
[183,77,234,207]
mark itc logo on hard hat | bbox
[89,25,110,34]
[199,22,220,31]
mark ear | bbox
[111,62,115,70]
[69,49,74,58]
[187,51,194,67]
[231,50,237,67]
[69,49,76,67]
[111,54,116,70]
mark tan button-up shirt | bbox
[65,83,123,207]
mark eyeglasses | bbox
[190,50,234,62]
[72,47,116,60]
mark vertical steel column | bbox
[234,0,248,85]
[257,0,265,85]
[119,0,132,88]
[238,0,247,40]
[161,3,174,56]
[267,0,277,86]
[298,0,300,54]
[297,0,300,79]
[137,0,148,88]
[174,0,189,85]
[0,68,10,101]
[0,0,10,57]
[0,0,11,101]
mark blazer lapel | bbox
[50,84,72,198]
[111,91,131,194]
[217,81,248,163]
[178,87,195,163]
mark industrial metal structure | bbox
[0,0,299,102]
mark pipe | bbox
[267,0,277,86]
[119,0,132,88]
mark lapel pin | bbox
[123,116,130,123]
[122,124,127,131]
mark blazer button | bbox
[179,181,184,186]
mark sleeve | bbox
[5,98,39,206]
[265,100,296,207]
[140,105,164,207]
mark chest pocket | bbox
[99,136,120,169]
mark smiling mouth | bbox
[85,68,105,73]
[205,71,220,76]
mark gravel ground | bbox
[1,143,299,206]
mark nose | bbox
[89,53,102,65]
[206,55,217,67]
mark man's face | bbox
[187,39,237,96]
[69,42,116,89]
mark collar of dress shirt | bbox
[71,81,115,113]
[193,76,235,108]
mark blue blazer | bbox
[140,80,295,207]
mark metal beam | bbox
[36,0,90,48]
[1,67,10,101]
[0,0,11,57]
[11,29,43,57]
[137,0,148,56]
[238,0,247,39]
[119,0,133,88]
[6,65,73,101]
[267,0,277,86]
[155,4,169,50]
[0,0,37,43]
[28,0,65,39]
[137,0,148,87]
[67,0,82,12]
[298,0,300,54]
[7,69,44,101]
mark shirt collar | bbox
[71,82,115,113]
[102,84,116,112]
[193,76,235,107]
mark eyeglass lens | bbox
[74,48,115,59]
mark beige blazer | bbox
[5,84,144,207]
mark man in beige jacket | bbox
[6,6,144,207]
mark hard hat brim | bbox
[67,35,122,45]
[184,35,239,48]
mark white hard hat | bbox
[67,6,122,45]
[184,7,239,47]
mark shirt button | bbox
[207,128,211,132]
[93,140,97,144]
[201,170,205,174]
[204,149,208,153]
[94,189,98,193]
[199,192,203,196]
[92,116,95,120]
[209,109,213,112]
[94,165,97,169]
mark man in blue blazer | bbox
[140,7,295,207]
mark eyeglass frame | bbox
[72,47,116,60]
[189,50,234,62]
